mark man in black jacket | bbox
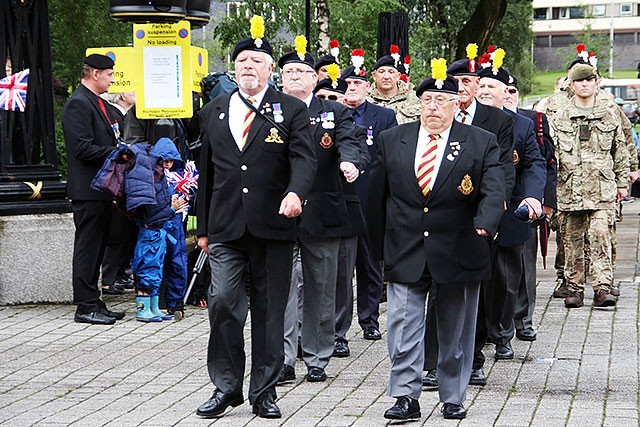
[61,54,126,325]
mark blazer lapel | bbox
[82,86,115,137]
[430,122,466,198]
[398,122,425,201]
[212,98,240,157]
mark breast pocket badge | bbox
[265,127,284,144]
[320,132,333,148]
[457,174,474,195]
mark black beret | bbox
[507,74,518,88]
[568,57,589,71]
[83,54,115,70]
[314,54,338,71]
[231,37,274,61]
[373,55,405,73]
[313,77,348,94]
[278,50,315,69]
[477,66,510,85]
[340,65,368,80]
[447,58,478,76]
[416,74,459,97]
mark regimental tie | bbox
[241,97,256,150]
[458,108,468,124]
[417,134,440,197]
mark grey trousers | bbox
[387,278,478,405]
[283,243,304,366]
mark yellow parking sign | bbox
[191,46,208,93]
[85,47,136,93]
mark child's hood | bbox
[152,137,183,170]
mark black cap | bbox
[278,50,315,69]
[568,57,589,71]
[447,58,478,76]
[231,37,274,61]
[477,66,510,85]
[507,74,518,88]
[314,54,338,72]
[313,77,348,94]
[83,54,115,70]
[373,55,405,73]
[340,65,368,80]
[416,74,459,97]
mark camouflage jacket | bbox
[550,97,630,211]
[367,80,421,124]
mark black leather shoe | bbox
[196,389,244,418]
[100,307,125,320]
[469,368,487,385]
[442,403,467,419]
[495,342,514,359]
[383,396,421,420]
[252,393,281,418]
[74,311,116,325]
[277,364,296,385]
[333,339,350,357]
[516,328,537,341]
[305,367,327,382]
[102,283,125,295]
[363,327,382,341]
[422,369,438,388]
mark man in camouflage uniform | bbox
[547,60,638,298]
[366,51,420,124]
[549,64,630,308]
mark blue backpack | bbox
[201,72,238,104]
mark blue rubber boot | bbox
[150,295,173,321]
[136,296,162,322]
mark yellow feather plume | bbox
[466,43,478,60]
[493,48,505,71]
[431,58,447,82]
[250,16,265,40]
[327,63,339,84]
[295,35,307,60]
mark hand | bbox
[629,171,640,183]
[475,228,490,237]
[617,188,628,201]
[279,192,302,218]
[543,205,554,217]
[519,197,543,220]
[340,162,359,183]
[171,194,189,214]
[197,236,210,254]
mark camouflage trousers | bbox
[557,210,616,292]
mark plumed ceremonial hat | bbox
[231,16,273,61]
[278,35,315,69]
[416,58,459,97]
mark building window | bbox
[620,3,632,15]
[592,5,606,17]
[615,33,635,44]
[534,8,549,20]
[557,7,585,19]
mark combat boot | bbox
[593,288,616,307]
[553,279,571,298]
[564,291,584,308]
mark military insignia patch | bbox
[457,174,474,195]
[513,149,520,165]
[265,127,284,144]
[320,132,333,148]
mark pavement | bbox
[1,202,640,427]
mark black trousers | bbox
[71,200,113,313]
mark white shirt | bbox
[455,98,478,125]
[229,85,269,150]
[414,125,452,191]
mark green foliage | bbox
[49,0,132,90]
[555,21,612,74]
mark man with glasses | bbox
[367,63,504,420]
[278,43,362,384]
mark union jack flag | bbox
[166,160,199,200]
[0,68,29,112]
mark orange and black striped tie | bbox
[417,134,440,197]
[241,97,256,150]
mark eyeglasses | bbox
[508,88,518,94]
[282,69,315,77]
[316,94,339,101]
[420,96,457,106]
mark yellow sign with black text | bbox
[85,47,136,93]
[190,46,208,93]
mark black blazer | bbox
[367,120,505,284]
[61,84,118,201]
[341,124,371,236]
[472,101,515,200]
[519,108,557,210]
[195,87,317,242]
[300,96,362,238]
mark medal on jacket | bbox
[366,127,374,146]
[112,121,121,140]
[273,103,284,123]
[321,112,335,129]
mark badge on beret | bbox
[457,174,474,195]
[320,132,333,148]
[513,149,520,165]
[265,128,284,144]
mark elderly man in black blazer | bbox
[367,64,505,421]
[195,23,317,419]
[61,54,126,325]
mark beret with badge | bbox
[416,58,459,97]
[446,43,479,76]
[278,35,315,69]
[231,15,274,61]
[341,49,368,80]
[314,64,347,94]
[476,46,510,85]
[314,40,340,71]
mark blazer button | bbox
[423,231,429,237]
[242,188,249,194]
[241,165,247,171]
[423,207,429,213]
